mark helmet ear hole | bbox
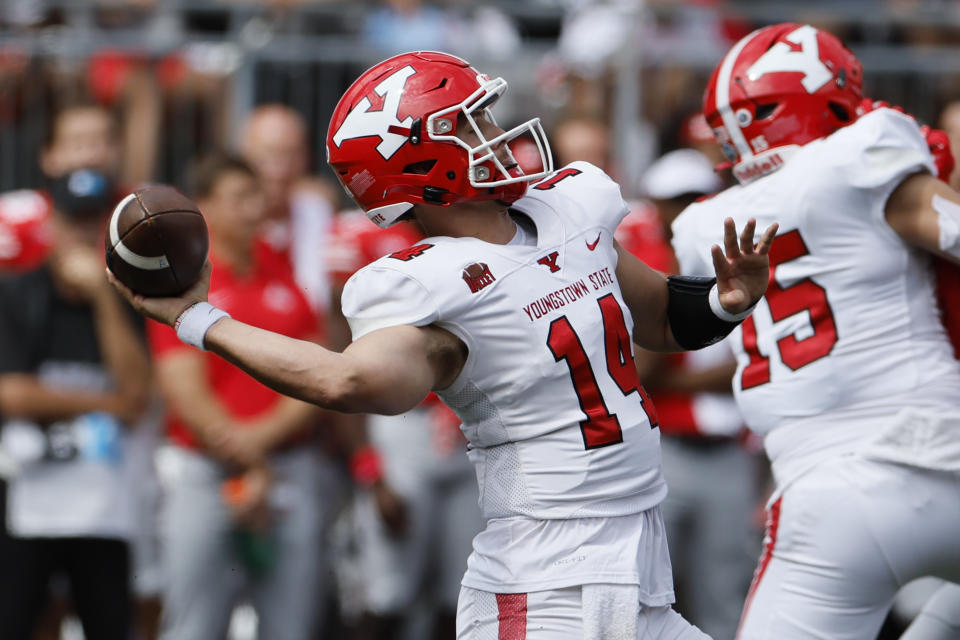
[755,103,778,120]
[402,160,438,175]
[828,102,852,122]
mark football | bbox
[105,185,208,297]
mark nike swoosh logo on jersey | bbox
[586,233,601,251]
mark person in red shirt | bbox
[147,155,327,640]
[240,104,340,313]
[622,148,761,640]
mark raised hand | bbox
[710,217,778,315]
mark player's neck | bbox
[414,202,517,244]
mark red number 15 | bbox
[740,229,838,389]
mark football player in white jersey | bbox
[671,23,960,640]
[108,51,775,639]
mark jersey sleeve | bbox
[341,265,439,341]
[842,108,935,216]
[574,161,631,233]
[528,161,630,234]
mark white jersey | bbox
[672,108,960,486]
[343,162,671,596]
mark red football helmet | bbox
[703,23,863,184]
[327,51,552,228]
[0,189,53,272]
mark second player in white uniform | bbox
[672,23,960,640]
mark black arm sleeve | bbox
[666,275,742,350]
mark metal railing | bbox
[0,1,958,194]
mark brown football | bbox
[105,185,208,297]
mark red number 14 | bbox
[547,294,659,449]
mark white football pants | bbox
[737,456,960,640]
[457,583,711,639]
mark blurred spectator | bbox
[41,99,165,640]
[0,168,149,640]
[241,104,338,312]
[556,0,637,81]
[676,110,730,183]
[241,103,345,635]
[361,0,463,57]
[1,0,44,29]
[147,154,327,640]
[326,210,483,640]
[620,149,759,640]
[447,6,521,61]
[549,112,651,200]
[360,1,519,60]
[41,102,121,181]
[551,114,616,178]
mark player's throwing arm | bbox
[108,216,774,417]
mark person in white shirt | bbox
[110,50,775,640]
[671,22,960,640]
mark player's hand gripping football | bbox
[107,260,212,326]
[711,218,778,314]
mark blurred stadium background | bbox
[2,0,959,199]
[1,1,959,639]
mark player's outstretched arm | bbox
[886,171,960,262]
[107,265,465,416]
[204,320,462,416]
[617,218,775,352]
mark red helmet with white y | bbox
[0,189,53,272]
[326,51,553,228]
[703,23,863,185]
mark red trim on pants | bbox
[496,593,527,640]
[736,497,783,639]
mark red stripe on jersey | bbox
[935,257,960,359]
[496,593,528,640]
[736,497,782,639]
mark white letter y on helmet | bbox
[332,66,416,160]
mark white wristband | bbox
[708,284,756,322]
[174,302,230,350]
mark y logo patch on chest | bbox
[586,233,601,251]
[537,251,561,273]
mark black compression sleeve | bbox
[666,275,743,350]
